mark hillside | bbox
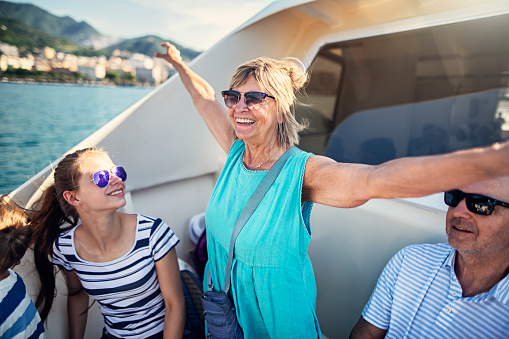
[101,35,201,61]
[0,0,102,44]
[0,1,201,60]
[0,15,103,56]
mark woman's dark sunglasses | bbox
[444,189,509,216]
[72,166,127,189]
[221,90,275,109]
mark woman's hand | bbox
[154,42,183,67]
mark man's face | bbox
[446,178,509,255]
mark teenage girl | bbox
[29,148,185,339]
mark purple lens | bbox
[113,166,127,181]
[93,170,110,188]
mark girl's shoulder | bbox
[136,214,174,236]
[56,224,78,241]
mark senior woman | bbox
[155,42,509,338]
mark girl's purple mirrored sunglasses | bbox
[71,166,127,189]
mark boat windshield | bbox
[297,13,509,165]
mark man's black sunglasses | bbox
[444,189,509,216]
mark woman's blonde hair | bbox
[229,56,309,147]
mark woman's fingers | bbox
[154,42,182,63]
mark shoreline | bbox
[0,77,157,88]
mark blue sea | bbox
[0,82,153,194]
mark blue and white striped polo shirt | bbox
[0,270,46,339]
[362,243,509,339]
[53,214,179,338]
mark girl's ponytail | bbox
[28,147,105,321]
[30,184,77,321]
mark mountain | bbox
[0,1,201,59]
[101,35,201,62]
[0,0,102,45]
[0,15,103,56]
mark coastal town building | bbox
[0,42,34,72]
[0,42,173,85]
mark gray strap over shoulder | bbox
[207,146,300,294]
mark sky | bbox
[6,0,276,51]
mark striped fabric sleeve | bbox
[361,247,407,330]
[150,218,179,262]
[0,272,46,339]
[52,236,74,271]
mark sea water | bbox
[0,82,153,194]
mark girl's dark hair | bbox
[29,147,107,321]
[0,194,32,272]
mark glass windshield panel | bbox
[297,14,509,164]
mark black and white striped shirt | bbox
[53,214,179,338]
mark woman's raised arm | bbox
[303,141,509,208]
[155,42,235,153]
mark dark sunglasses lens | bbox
[223,91,240,108]
[444,190,461,207]
[93,170,110,188]
[445,190,495,215]
[245,92,265,106]
[114,166,127,181]
[468,196,493,215]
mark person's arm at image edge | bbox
[350,316,388,339]
[64,269,89,339]
[155,248,186,339]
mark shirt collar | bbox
[446,248,509,304]
[490,271,509,305]
[444,247,456,269]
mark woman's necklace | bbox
[248,146,280,169]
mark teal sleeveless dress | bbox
[205,140,321,338]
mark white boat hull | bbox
[12,0,509,337]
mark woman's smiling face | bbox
[228,75,279,147]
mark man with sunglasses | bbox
[350,176,509,339]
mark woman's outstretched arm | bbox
[303,141,509,207]
[155,42,235,153]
